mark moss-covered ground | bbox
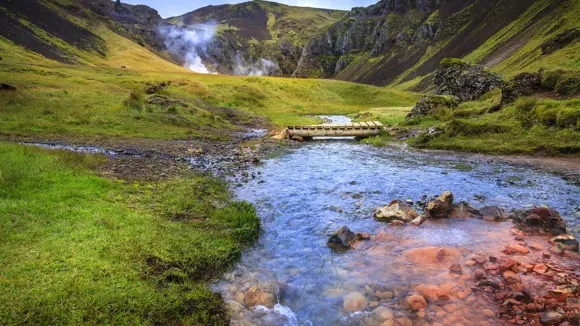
[0,142,259,325]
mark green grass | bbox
[409,97,580,155]
[0,142,259,325]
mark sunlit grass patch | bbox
[0,142,259,325]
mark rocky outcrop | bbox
[501,72,542,104]
[541,28,580,55]
[434,58,503,101]
[406,94,459,120]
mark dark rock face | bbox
[541,28,580,55]
[551,235,579,252]
[510,207,567,235]
[501,72,542,104]
[434,59,503,101]
[327,226,357,250]
[294,0,543,86]
[480,206,507,222]
[406,94,459,120]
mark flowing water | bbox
[215,117,580,326]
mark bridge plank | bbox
[373,121,384,128]
[367,121,377,128]
[361,122,371,129]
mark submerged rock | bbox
[374,200,418,223]
[510,207,567,235]
[343,292,368,313]
[405,294,427,311]
[327,226,357,250]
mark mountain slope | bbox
[293,0,580,89]
[165,0,346,75]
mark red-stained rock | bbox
[501,258,518,270]
[504,244,530,254]
[406,294,428,310]
[503,270,521,284]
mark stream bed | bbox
[214,118,580,326]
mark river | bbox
[215,117,580,326]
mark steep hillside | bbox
[293,0,580,88]
[165,0,346,75]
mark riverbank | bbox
[0,142,259,325]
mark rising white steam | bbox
[234,54,279,76]
[158,22,216,74]
[159,22,279,76]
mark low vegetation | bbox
[0,142,259,325]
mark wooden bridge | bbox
[287,121,384,139]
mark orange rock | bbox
[406,294,428,310]
[503,270,521,284]
[415,284,451,300]
[505,244,530,254]
[533,263,548,274]
[405,247,462,267]
[343,292,368,313]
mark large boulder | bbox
[327,226,357,250]
[425,191,454,218]
[509,207,567,235]
[435,58,503,102]
[374,200,418,223]
[406,95,459,120]
[501,72,542,104]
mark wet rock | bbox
[405,95,459,120]
[480,206,507,221]
[425,191,454,218]
[435,58,503,102]
[327,226,357,250]
[504,244,530,255]
[243,286,276,308]
[405,294,428,310]
[410,214,427,226]
[290,135,304,142]
[450,202,481,219]
[343,292,368,313]
[357,232,371,240]
[449,263,463,275]
[540,311,565,325]
[510,207,567,235]
[503,270,521,284]
[533,264,548,274]
[373,306,394,322]
[271,129,289,140]
[551,234,579,252]
[374,200,418,223]
[415,284,451,300]
[0,83,17,91]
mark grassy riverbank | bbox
[0,142,259,325]
[355,90,580,155]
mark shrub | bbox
[556,108,580,129]
[123,90,145,112]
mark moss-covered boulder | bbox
[501,72,542,104]
[540,69,580,96]
[406,94,459,120]
[435,58,503,102]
